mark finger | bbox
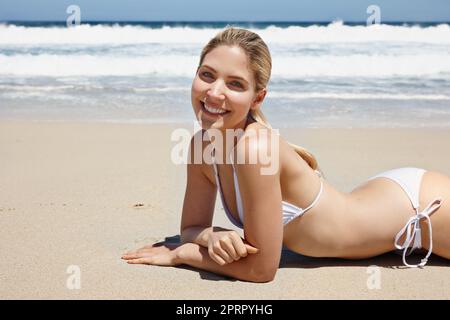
[230,235,248,258]
[122,252,152,260]
[123,243,155,255]
[213,244,234,263]
[245,243,259,254]
[213,253,228,265]
[220,238,239,261]
[212,243,232,262]
[122,253,140,260]
[127,258,151,264]
[208,247,227,265]
[123,247,148,255]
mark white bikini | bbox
[211,147,442,268]
[211,146,324,228]
[368,168,442,268]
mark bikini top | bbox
[211,146,323,229]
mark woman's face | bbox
[191,45,264,131]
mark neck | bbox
[210,114,255,165]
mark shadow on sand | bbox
[162,234,449,282]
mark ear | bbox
[250,88,267,111]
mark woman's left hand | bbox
[121,242,182,266]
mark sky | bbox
[0,0,449,22]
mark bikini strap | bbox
[302,173,324,214]
[394,198,442,268]
[211,146,218,173]
[314,170,323,179]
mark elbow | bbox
[250,271,276,283]
[244,252,279,283]
[247,266,277,283]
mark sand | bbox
[0,120,449,299]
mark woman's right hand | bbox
[207,227,259,265]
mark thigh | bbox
[419,171,450,259]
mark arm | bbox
[123,131,282,282]
[179,131,284,282]
[178,131,256,253]
[175,242,272,283]
[233,131,284,281]
[180,225,213,247]
[181,225,237,247]
[179,132,217,247]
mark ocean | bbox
[1,21,450,128]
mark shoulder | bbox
[234,122,311,179]
[233,122,281,178]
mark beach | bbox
[1,19,450,300]
[1,119,449,299]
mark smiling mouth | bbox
[200,101,230,116]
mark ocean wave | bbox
[0,54,198,76]
[2,83,448,101]
[1,53,449,77]
[1,21,450,45]
[267,92,450,100]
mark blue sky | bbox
[0,0,449,22]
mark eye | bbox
[230,81,243,88]
[200,71,213,78]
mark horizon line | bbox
[1,19,449,23]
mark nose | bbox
[206,79,226,102]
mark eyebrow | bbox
[200,64,249,84]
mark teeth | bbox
[203,102,228,114]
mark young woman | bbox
[122,27,450,283]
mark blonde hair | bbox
[198,26,319,171]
